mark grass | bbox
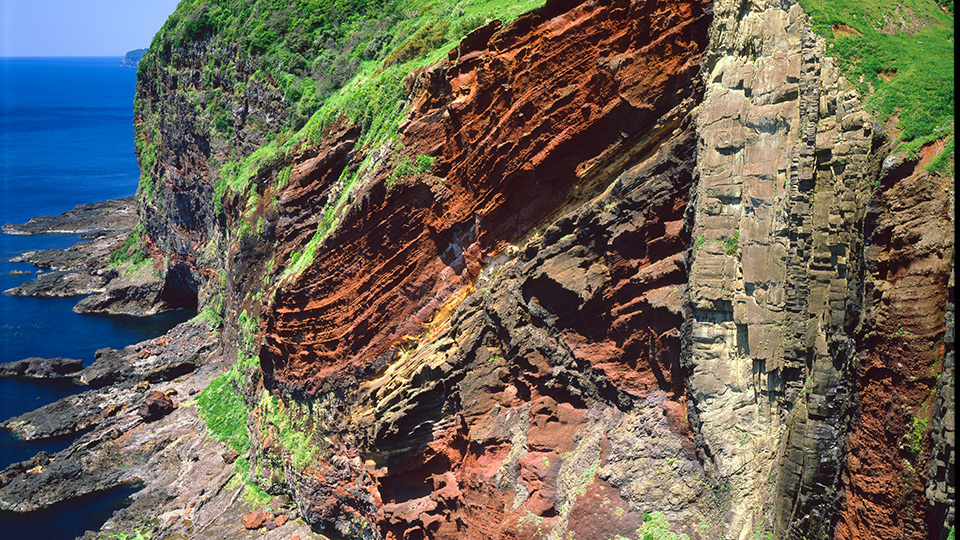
[636,511,690,540]
[798,0,954,165]
[108,223,149,269]
[723,231,739,256]
[196,369,250,456]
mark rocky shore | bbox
[0,357,82,379]
[2,198,322,539]
[2,197,138,236]
[0,319,321,539]
[4,197,187,315]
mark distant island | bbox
[120,48,148,68]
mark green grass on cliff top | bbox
[152,0,543,219]
[798,0,954,167]
[177,0,542,278]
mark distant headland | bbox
[120,48,147,67]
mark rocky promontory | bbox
[0,357,82,379]
[2,197,137,236]
[3,196,194,315]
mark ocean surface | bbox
[0,57,193,539]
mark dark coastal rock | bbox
[0,357,82,378]
[2,196,136,235]
[138,391,176,422]
[3,197,139,301]
[4,269,108,297]
[1,384,137,440]
[0,433,129,512]
[0,452,52,488]
[81,321,216,388]
[72,270,170,315]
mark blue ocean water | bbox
[0,57,193,539]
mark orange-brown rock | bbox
[260,0,712,398]
[242,509,269,530]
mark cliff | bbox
[0,0,952,539]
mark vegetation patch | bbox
[197,368,250,457]
[259,394,327,470]
[798,0,954,165]
[109,223,149,268]
[722,231,739,256]
[634,511,690,540]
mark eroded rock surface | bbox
[260,0,713,399]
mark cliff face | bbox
[130,0,954,539]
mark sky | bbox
[0,0,182,57]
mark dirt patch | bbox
[878,69,897,82]
[917,137,948,170]
[832,23,862,37]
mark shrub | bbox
[416,153,435,173]
[723,231,739,256]
[381,19,451,68]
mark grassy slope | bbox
[798,0,954,172]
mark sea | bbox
[0,57,194,539]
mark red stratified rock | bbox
[260,0,712,398]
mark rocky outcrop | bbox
[2,197,137,236]
[2,196,192,315]
[0,357,82,379]
[71,269,178,315]
[0,323,222,511]
[80,321,217,387]
[2,384,139,440]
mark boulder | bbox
[137,391,175,422]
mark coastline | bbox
[0,200,315,540]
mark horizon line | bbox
[0,54,139,59]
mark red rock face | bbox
[836,158,954,540]
[260,0,712,397]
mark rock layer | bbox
[260,0,713,398]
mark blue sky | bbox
[0,0,182,57]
